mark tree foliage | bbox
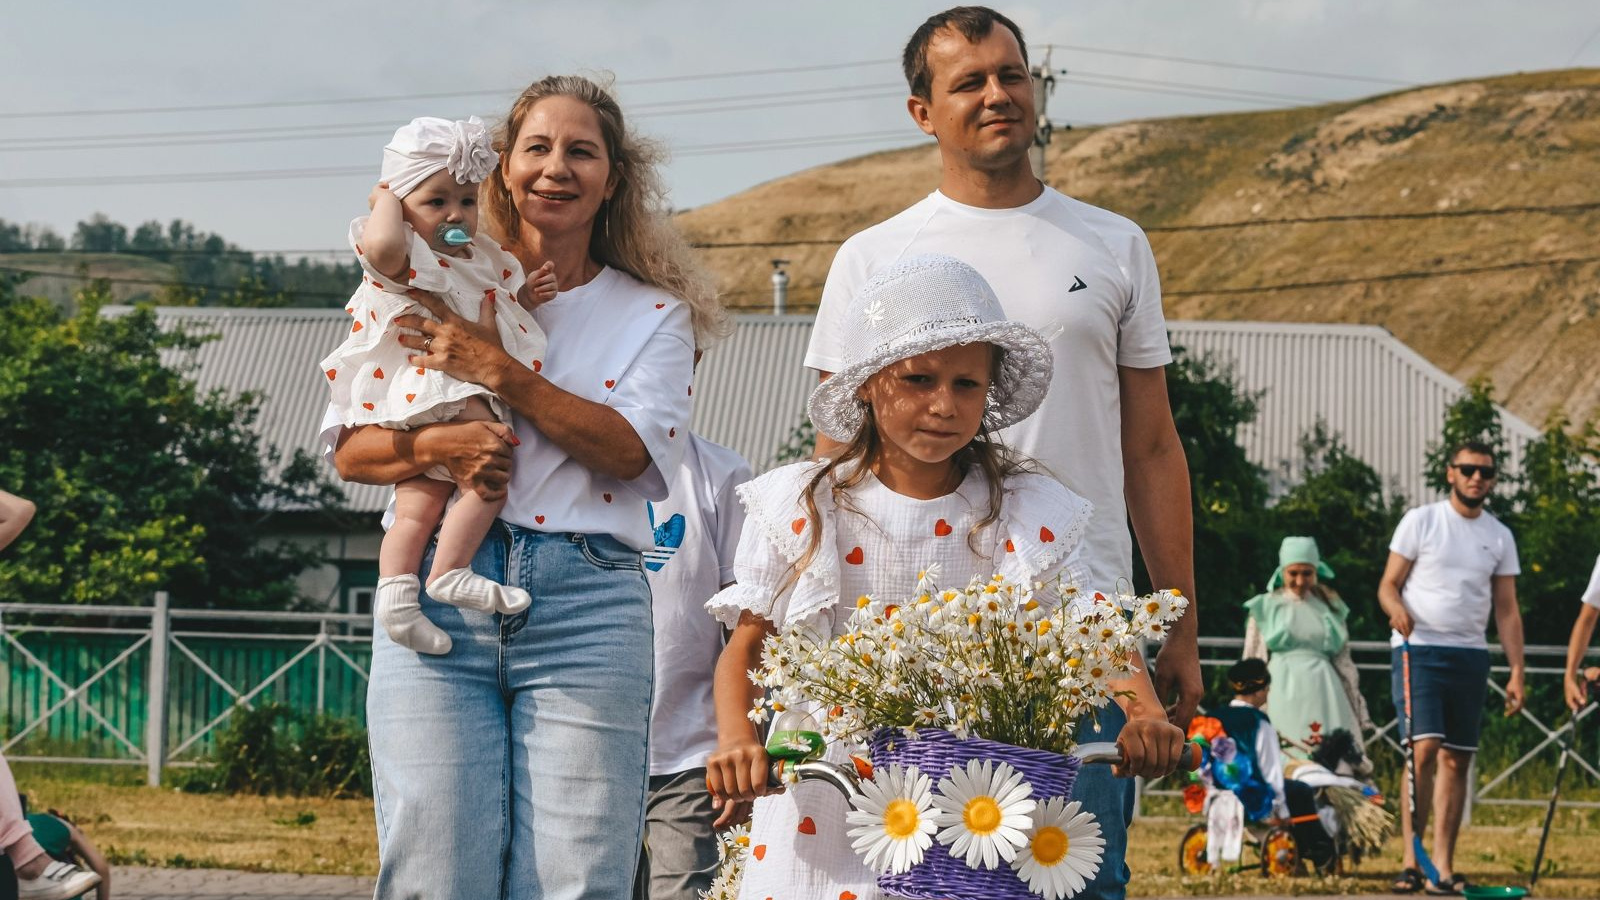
[1500,413,1600,646]
[0,274,339,608]
[1423,376,1507,494]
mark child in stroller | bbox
[1180,659,1389,876]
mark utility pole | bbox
[1029,47,1057,180]
[770,259,790,315]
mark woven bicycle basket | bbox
[868,728,1085,900]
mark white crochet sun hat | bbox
[807,253,1054,442]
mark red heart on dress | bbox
[605,379,616,389]
[405,393,416,403]
[519,324,528,333]
[373,368,385,379]
[502,268,512,279]
[687,385,693,396]
[370,310,377,320]
[934,518,953,537]
[752,844,767,861]
[345,307,354,315]
[325,369,337,381]
[361,402,375,410]
[1005,539,1016,553]
[797,817,817,835]
[669,428,676,438]
[603,493,613,503]
[1040,526,1056,543]
[407,268,416,280]
[845,547,864,565]
[416,367,426,375]
[372,281,383,290]
[655,302,665,310]
[840,893,857,900]
[532,360,543,372]
[351,321,363,333]
[535,515,546,524]
[438,259,450,268]
[791,518,805,535]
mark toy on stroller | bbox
[1177,716,1391,878]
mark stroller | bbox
[1178,716,1387,877]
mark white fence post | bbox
[145,591,170,787]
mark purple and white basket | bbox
[868,728,1084,900]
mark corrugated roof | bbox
[108,308,1539,512]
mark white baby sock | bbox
[427,567,533,615]
[375,574,452,655]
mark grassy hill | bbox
[676,68,1600,427]
[0,252,178,306]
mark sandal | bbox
[1450,874,1473,892]
[1424,876,1460,896]
[1392,868,1426,894]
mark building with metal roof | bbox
[118,307,1539,609]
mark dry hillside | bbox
[676,68,1600,428]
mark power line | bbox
[1164,253,1600,298]
[0,59,899,120]
[1064,69,1337,105]
[1042,43,1415,88]
[1142,201,1600,233]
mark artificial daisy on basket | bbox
[745,571,1186,900]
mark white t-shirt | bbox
[321,265,695,551]
[1581,554,1600,609]
[1388,500,1521,649]
[805,187,1171,592]
[645,433,752,776]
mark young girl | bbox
[320,116,557,655]
[704,254,1188,899]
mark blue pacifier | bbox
[437,223,472,247]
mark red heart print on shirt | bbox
[752,844,767,861]
[605,379,616,389]
[845,547,864,565]
[325,369,337,381]
[438,259,450,268]
[602,493,613,503]
[934,518,953,537]
[1005,539,1016,553]
[373,368,384,379]
[371,281,383,290]
[791,518,805,535]
[797,816,817,835]
[415,367,425,375]
[362,402,374,411]
[352,321,363,333]
[655,302,665,310]
[1040,526,1056,543]
[669,428,677,438]
[532,360,543,372]
[502,268,512,279]
[407,268,416,280]
[840,893,858,900]
[405,393,416,403]
[535,515,546,524]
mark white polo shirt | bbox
[806,187,1171,592]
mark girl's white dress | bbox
[319,217,548,437]
[706,461,1093,900]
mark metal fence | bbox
[3,597,1595,810]
[1,593,370,785]
[1137,636,1600,818]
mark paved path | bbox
[113,866,1424,900]
[115,866,375,899]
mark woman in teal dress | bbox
[1242,536,1371,755]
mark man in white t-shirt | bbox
[1564,554,1600,712]
[804,9,1199,898]
[1378,440,1525,894]
[635,431,752,900]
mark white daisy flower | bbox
[931,759,1037,869]
[916,562,943,592]
[845,764,938,875]
[1012,797,1104,899]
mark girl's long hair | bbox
[783,350,1035,593]
[482,75,731,349]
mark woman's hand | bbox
[396,289,516,388]
[706,737,774,807]
[1114,716,1188,779]
[421,421,519,501]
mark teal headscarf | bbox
[1266,535,1336,592]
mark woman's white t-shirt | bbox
[321,265,694,551]
[1581,554,1600,609]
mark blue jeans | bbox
[368,524,655,900]
[1071,702,1134,900]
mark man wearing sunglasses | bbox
[1378,440,1525,895]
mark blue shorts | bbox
[1391,645,1491,752]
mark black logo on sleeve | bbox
[1068,276,1088,292]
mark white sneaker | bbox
[17,861,101,900]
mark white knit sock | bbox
[427,567,532,615]
[375,574,451,655]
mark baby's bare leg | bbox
[425,397,532,616]
[375,475,455,655]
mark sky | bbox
[3,0,1599,258]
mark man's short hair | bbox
[1449,440,1496,465]
[902,6,1030,100]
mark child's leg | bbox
[376,477,454,655]
[425,398,532,616]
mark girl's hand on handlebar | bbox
[706,738,773,806]
[1115,717,1188,779]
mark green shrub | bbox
[201,703,371,797]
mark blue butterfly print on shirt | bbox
[644,502,686,572]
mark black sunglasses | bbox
[1452,463,1497,480]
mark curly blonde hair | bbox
[482,75,730,349]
